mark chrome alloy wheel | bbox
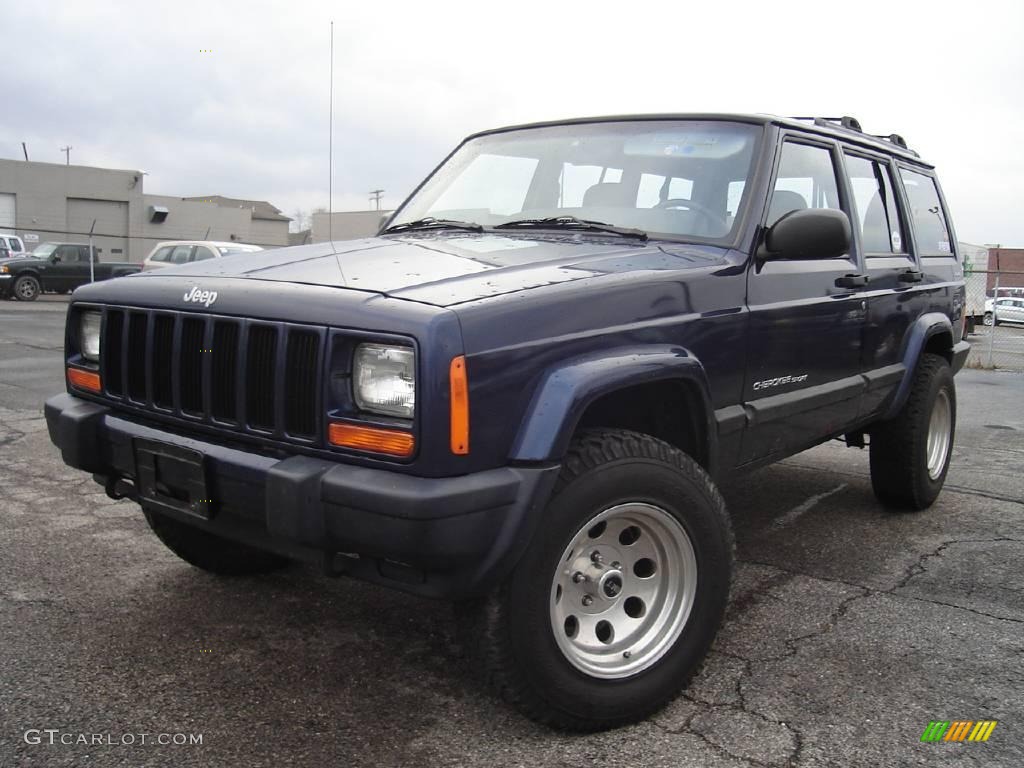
[550,502,698,679]
[926,389,953,480]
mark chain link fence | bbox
[964,270,1024,371]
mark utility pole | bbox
[328,20,334,242]
[21,142,28,161]
[369,189,384,211]
[60,146,72,165]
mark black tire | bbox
[462,429,734,731]
[143,508,289,576]
[12,275,40,301]
[869,354,955,510]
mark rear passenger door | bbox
[742,138,868,464]
[841,151,922,416]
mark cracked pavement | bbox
[1,298,1022,767]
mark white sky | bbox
[2,0,1022,244]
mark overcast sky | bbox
[2,0,1022,244]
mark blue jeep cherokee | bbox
[46,114,969,730]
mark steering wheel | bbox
[654,198,728,233]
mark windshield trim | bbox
[385,119,768,251]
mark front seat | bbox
[582,182,633,208]
[766,190,808,226]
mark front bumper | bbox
[45,393,560,599]
[951,340,970,374]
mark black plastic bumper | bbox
[45,393,560,599]
[952,340,970,374]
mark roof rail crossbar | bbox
[790,116,918,156]
[791,115,863,132]
[870,133,909,149]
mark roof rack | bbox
[789,116,918,156]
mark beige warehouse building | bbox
[0,158,290,262]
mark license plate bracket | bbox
[134,438,212,519]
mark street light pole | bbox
[60,146,72,165]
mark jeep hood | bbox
[135,234,730,307]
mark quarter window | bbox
[898,169,953,256]
[191,247,216,262]
[768,142,842,226]
[844,155,905,255]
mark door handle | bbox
[898,269,924,283]
[835,274,869,288]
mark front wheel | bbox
[464,429,734,730]
[869,354,955,510]
[13,275,40,301]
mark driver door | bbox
[44,245,83,291]
[741,138,868,464]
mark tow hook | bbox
[103,475,139,501]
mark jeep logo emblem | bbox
[183,286,218,308]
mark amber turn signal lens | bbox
[328,422,415,457]
[67,367,101,393]
[449,355,469,455]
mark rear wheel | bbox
[983,312,995,326]
[869,354,955,510]
[463,429,734,730]
[143,508,289,576]
[13,275,40,301]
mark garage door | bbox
[0,193,14,229]
[66,198,130,262]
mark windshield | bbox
[31,243,58,258]
[391,120,761,241]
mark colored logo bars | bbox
[921,721,997,743]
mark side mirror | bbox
[762,208,851,260]
[50,253,61,264]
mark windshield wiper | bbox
[494,216,648,240]
[382,217,483,234]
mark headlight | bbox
[353,343,415,418]
[80,311,102,362]
[0,265,9,273]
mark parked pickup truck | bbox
[0,242,140,301]
[45,114,968,730]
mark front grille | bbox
[99,308,325,443]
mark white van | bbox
[0,232,27,258]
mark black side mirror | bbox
[50,253,61,264]
[762,208,851,260]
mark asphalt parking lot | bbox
[1,297,1022,768]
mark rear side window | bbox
[169,245,194,264]
[7,237,21,251]
[844,154,905,255]
[767,142,842,226]
[898,169,953,256]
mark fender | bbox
[510,345,717,471]
[883,312,954,420]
